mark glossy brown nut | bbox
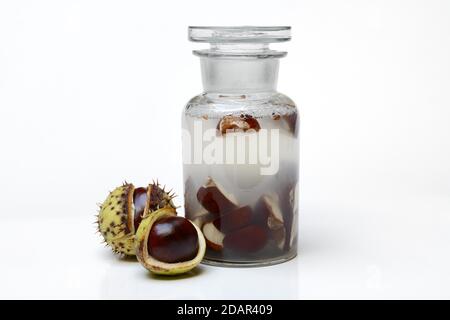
[213,206,253,234]
[133,187,148,230]
[253,196,270,226]
[196,177,238,215]
[217,114,261,135]
[147,216,199,263]
[223,225,268,253]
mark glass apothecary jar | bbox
[182,26,299,267]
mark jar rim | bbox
[188,26,291,43]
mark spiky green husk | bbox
[135,208,206,275]
[146,181,177,213]
[97,183,135,255]
[97,181,177,256]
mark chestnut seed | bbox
[213,206,253,233]
[133,187,148,230]
[241,114,261,132]
[148,216,199,263]
[197,177,238,215]
[223,225,268,253]
[217,114,261,135]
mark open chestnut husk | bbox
[96,182,176,256]
[135,207,206,275]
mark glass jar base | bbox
[201,251,297,268]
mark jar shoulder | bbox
[183,92,297,119]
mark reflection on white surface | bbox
[99,251,300,299]
[0,216,300,299]
[1,191,450,299]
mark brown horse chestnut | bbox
[135,208,206,275]
[148,216,199,263]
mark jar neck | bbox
[200,57,279,94]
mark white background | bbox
[0,0,449,299]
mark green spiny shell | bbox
[97,182,177,256]
[97,183,135,255]
[147,181,177,213]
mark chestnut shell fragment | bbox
[133,187,148,230]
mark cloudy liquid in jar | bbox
[182,102,299,265]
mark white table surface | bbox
[2,189,449,300]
